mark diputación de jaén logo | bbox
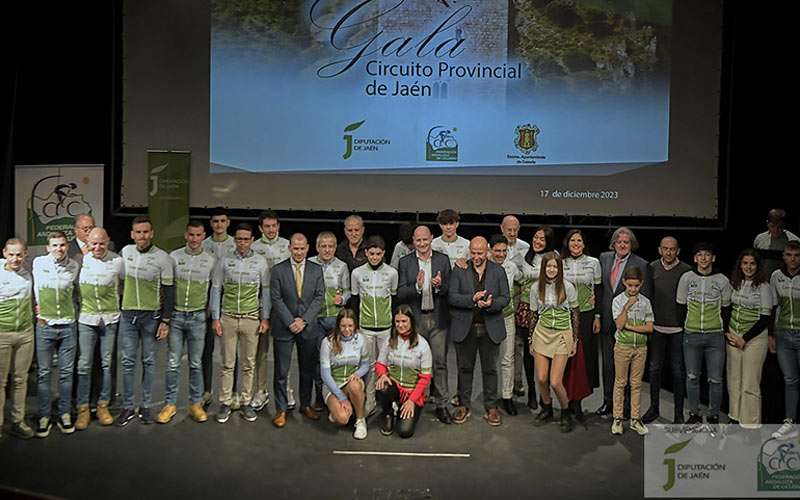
[342,120,390,160]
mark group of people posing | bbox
[0,208,798,442]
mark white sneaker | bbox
[287,388,296,410]
[230,393,241,411]
[772,419,799,440]
[353,418,367,440]
[251,390,270,412]
[611,418,623,435]
[328,412,336,424]
[630,419,649,436]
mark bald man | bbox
[269,233,325,427]
[448,237,510,426]
[75,227,125,429]
[397,226,453,423]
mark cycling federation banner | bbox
[147,151,190,252]
[14,164,104,250]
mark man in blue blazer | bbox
[448,236,510,427]
[270,233,325,427]
[397,225,453,424]
[595,227,653,417]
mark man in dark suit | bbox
[68,214,96,260]
[269,233,325,428]
[448,236,510,427]
[397,225,452,424]
[594,227,653,416]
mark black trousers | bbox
[273,334,318,411]
[376,381,421,438]
[455,323,500,410]
[647,330,685,413]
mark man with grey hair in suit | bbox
[594,227,653,417]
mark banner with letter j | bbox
[147,150,190,251]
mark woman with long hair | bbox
[726,249,771,428]
[530,252,580,433]
[320,308,370,439]
[375,305,433,438]
[517,226,556,410]
[561,229,600,424]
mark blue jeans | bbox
[36,323,77,417]
[165,311,206,405]
[683,332,725,417]
[77,322,118,405]
[776,329,800,420]
[120,310,160,410]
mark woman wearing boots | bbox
[530,252,581,432]
[375,305,433,438]
[562,230,601,425]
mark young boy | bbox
[611,266,654,436]
[431,209,469,269]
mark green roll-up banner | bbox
[147,150,190,251]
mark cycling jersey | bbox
[730,280,772,334]
[0,260,33,332]
[531,280,578,331]
[32,254,80,325]
[79,250,124,326]
[563,254,602,313]
[612,293,654,346]
[203,234,235,258]
[210,250,270,319]
[676,271,732,333]
[771,269,800,331]
[351,263,398,330]
[320,333,370,400]
[170,247,216,312]
[309,256,351,318]
[431,235,469,268]
[121,245,174,312]
[252,235,290,270]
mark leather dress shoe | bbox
[484,408,502,426]
[435,407,453,424]
[502,398,518,416]
[301,406,320,421]
[272,411,287,428]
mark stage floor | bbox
[0,340,674,500]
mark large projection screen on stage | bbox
[122,0,723,218]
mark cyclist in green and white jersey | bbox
[725,249,771,428]
[116,216,175,427]
[676,242,732,429]
[562,229,602,422]
[201,207,234,405]
[770,241,800,439]
[32,231,81,437]
[75,228,124,430]
[350,235,398,416]
[490,234,534,416]
[310,231,351,408]
[0,238,35,439]
[251,210,291,411]
[158,220,217,425]
[210,223,270,423]
[431,209,470,269]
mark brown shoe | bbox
[452,406,471,424]
[96,401,113,426]
[273,411,287,428]
[301,406,320,421]
[189,403,208,423]
[75,404,91,431]
[157,404,177,424]
[484,408,502,427]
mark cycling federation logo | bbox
[342,120,390,160]
[515,123,540,154]
[758,437,800,491]
[27,174,93,245]
[426,126,458,161]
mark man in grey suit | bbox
[449,236,510,427]
[397,225,453,424]
[270,233,325,428]
[594,227,653,417]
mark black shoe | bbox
[527,394,538,411]
[435,407,453,424]
[685,413,702,431]
[641,407,660,424]
[560,408,575,433]
[138,407,154,425]
[728,417,739,425]
[513,387,525,397]
[380,414,394,436]
[502,398,518,416]
[115,408,136,427]
[532,404,553,427]
[570,401,586,427]
[594,403,611,418]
